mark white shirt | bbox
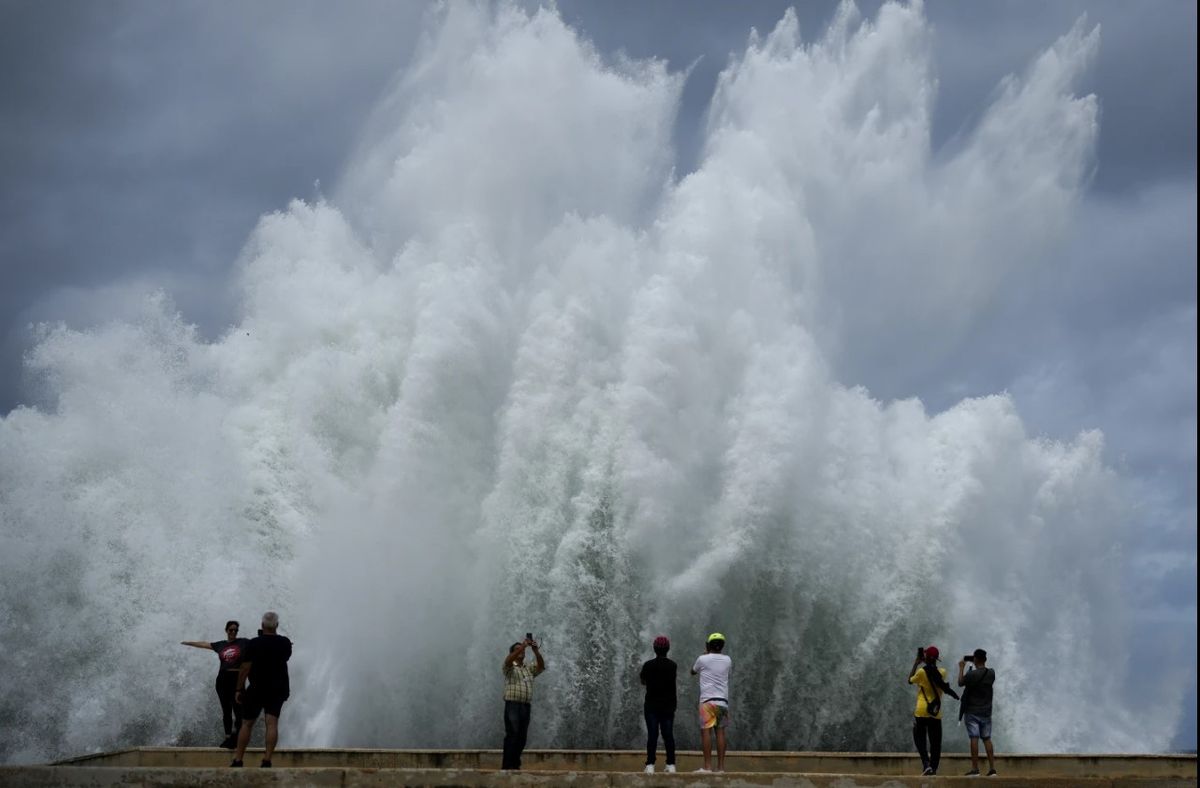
[692,653,732,706]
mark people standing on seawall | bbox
[691,632,732,773]
[501,634,545,770]
[640,635,678,774]
[907,645,960,776]
[181,620,249,748]
[230,611,292,768]
[958,648,997,777]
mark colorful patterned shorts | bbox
[698,702,729,730]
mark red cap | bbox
[924,645,940,660]
[653,635,670,649]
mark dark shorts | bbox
[241,685,288,719]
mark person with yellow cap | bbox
[690,632,731,773]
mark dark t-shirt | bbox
[210,638,250,673]
[639,656,677,713]
[245,634,292,696]
[961,667,995,716]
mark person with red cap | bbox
[638,635,678,774]
[907,645,960,775]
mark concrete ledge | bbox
[49,749,1199,780]
[1,765,1196,787]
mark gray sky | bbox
[1,0,1195,748]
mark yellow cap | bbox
[707,632,726,643]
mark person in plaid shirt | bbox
[501,636,545,770]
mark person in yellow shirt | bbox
[907,645,960,776]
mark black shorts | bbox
[240,685,288,719]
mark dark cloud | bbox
[0,0,424,409]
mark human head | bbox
[923,645,939,664]
[706,632,725,653]
[225,620,239,637]
[653,635,670,657]
[261,611,279,633]
[972,648,987,666]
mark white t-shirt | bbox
[692,653,732,706]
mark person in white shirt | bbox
[691,632,731,773]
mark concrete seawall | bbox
[0,749,1191,787]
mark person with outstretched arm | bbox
[181,620,249,748]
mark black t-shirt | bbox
[639,656,677,713]
[961,667,994,716]
[245,634,292,695]
[210,638,251,673]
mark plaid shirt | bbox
[502,662,543,703]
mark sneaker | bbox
[965,768,980,776]
[987,768,998,776]
[229,760,243,768]
[644,764,654,774]
[219,735,236,749]
[665,764,676,774]
[922,766,934,775]
[695,767,711,773]
[261,760,272,768]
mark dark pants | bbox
[215,671,242,736]
[502,701,532,769]
[644,708,676,766]
[912,716,942,772]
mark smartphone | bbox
[963,655,975,663]
[525,632,534,642]
[916,647,925,659]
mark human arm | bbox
[530,640,545,673]
[957,659,967,687]
[932,667,959,700]
[234,661,252,703]
[181,641,213,649]
[907,646,924,682]
[503,643,526,672]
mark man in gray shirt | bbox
[957,648,996,777]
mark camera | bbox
[963,655,975,663]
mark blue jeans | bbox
[644,708,676,766]
[964,712,992,740]
[502,701,531,769]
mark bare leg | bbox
[970,737,980,770]
[700,728,712,770]
[232,718,254,762]
[715,727,727,772]
[983,738,996,771]
[264,715,279,762]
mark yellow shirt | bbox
[909,666,948,719]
